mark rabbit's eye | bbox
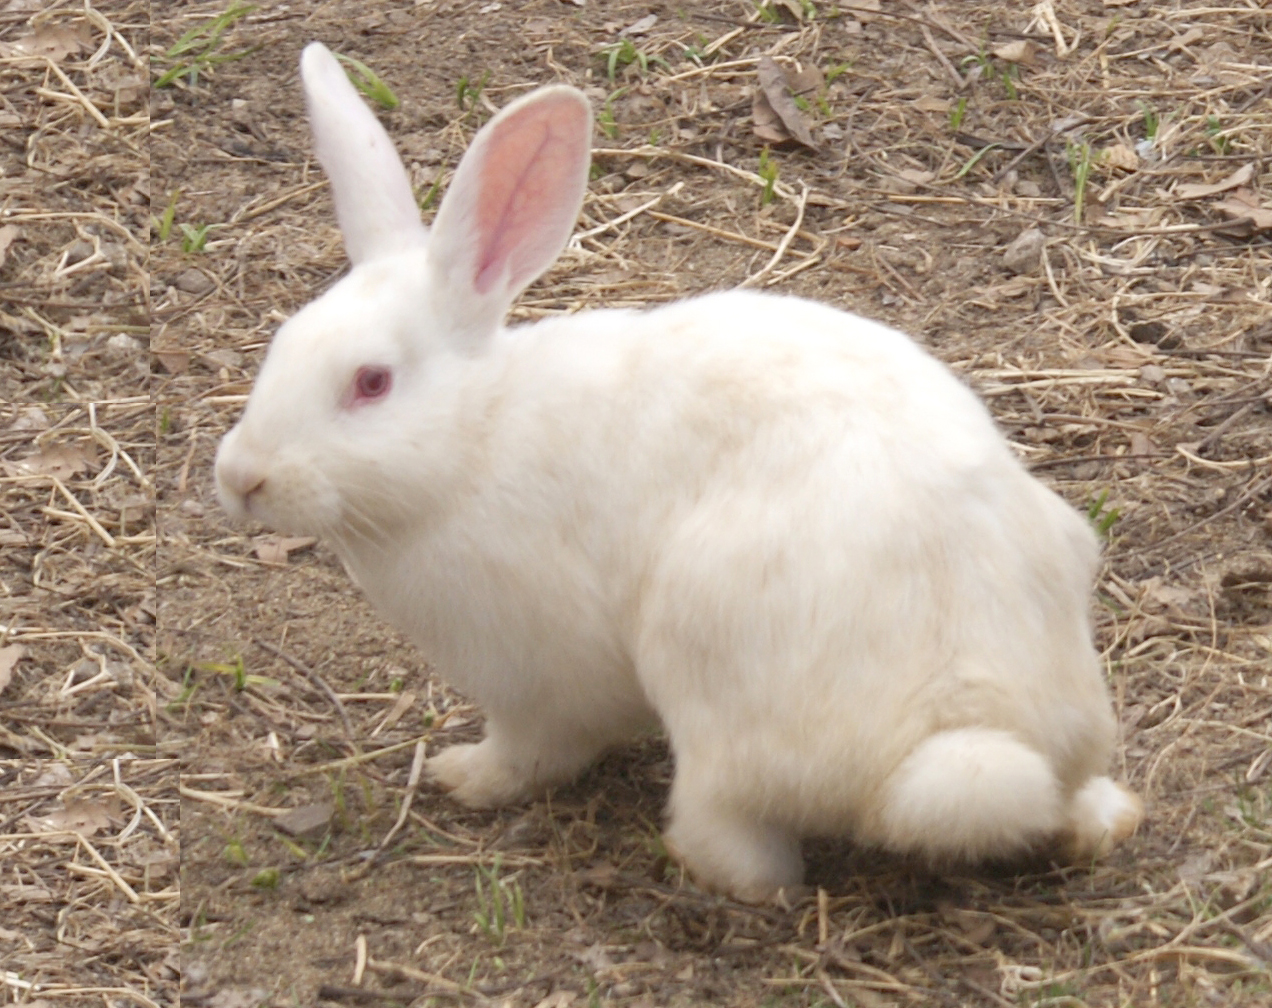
[351,366,392,405]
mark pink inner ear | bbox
[473,96,585,295]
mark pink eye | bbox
[350,365,392,405]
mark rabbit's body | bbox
[217,45,1141,902]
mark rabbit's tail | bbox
[872,728,1142,862]
[871,728,1076,862]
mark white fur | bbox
[215,46,1142,902]
[1066,776,1145,860]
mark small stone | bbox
[65,239,94,263]
[273,802,334,838]
[1002,228,1045,273]
[1129,321,1167,344]
[174,268,214,294]
[9,406,49,431]
[106,334,143,356]
[1138,364,1166,385]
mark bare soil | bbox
[5,0,1272,1006]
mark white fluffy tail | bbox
[873,729,1064,862]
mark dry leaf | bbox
[897,168,934,186]
[28,797,119,837]
[914,95,950,113]
[751,89,790,145]
[14,442,95,480]
[1213,189,1272,232]
[1102,345,1153,368]
[788,64,824,100]
[153,350,192,374]
[0,644,24,695]
[1175,163,1253,199]
[0,225,19,268]
[254,536,318,563]
[1139,577,1195,615]
[754,56,818,150]
[1102,143,1139,172]
[31,764,74,787]
[0,24,86,62]
[1096,208,1158,229]
[993,41,1037,65]
[273,802,334,838]
[622,14,657,35]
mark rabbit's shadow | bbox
[463,735,1075,913]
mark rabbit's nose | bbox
[215,445,267,516]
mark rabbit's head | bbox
[215,43,591,539]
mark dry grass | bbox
[0,758,179,1006]
[0,0,148,401]
[8,0,1272,1005]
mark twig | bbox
[253,637,357,744]
[740,183,809,287]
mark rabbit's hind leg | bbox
[663,770,804,904]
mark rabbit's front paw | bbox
[426,741,537,808]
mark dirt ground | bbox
[3,0,1272,1005]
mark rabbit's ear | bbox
[301,42,426,265]
[429,86,592,342]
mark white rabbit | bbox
[216,42,1142,903]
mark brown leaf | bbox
[254,536,318,564]
[622,14,657,35]
[751,89,789,145]
[1213,189,1272,232]
[14,442,95,480]
[993,40,1037,65]
[152,350,192,374]
[0,225,19,268]
[0,644,24,695]
[754,56,818,150]
[1101,143,1139,172]
[0,24,87,62]
[1174,163,1254,200]
[28,797,119,837]
[787,64,825,100]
